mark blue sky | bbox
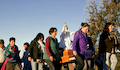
[0,0,88,50]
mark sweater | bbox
[0,47,4,63]
[4,44,20,65]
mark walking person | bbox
[72,23,89,70]
[28,33,45,70]
[0,39,5,69]
[83,31,95,70]
[2,37,21,70]
[99,22,118,70]
[43,27,60,70]
[19,42,31,70]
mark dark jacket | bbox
[88,37,94,51]
[99,31,118,54]
[27,39,45,60]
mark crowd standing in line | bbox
[0,22,119,70]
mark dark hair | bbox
[103,22,112,31]
[9,37,15,42]
[35,33,44,41]
[81,22,89,27]
[24,42,29,47]
[0,39,4,44]
[49,27,57,35]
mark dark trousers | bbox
[45,60,60,70]
[0,63,3,69]
[74,54,85,70]
[6,63,21,70]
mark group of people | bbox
[72,22,119,70]
[0,22,119,70]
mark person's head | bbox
[0,39,4,48]
[81,22,89,33]
[103,22,113,32]
[64,24,68,30]
[9,37,15,47]
[49,27,57,37]
[35,33,44,41]
[24,42,29,50]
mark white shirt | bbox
[0,47,4,63]
[19,49,26,59]
[38,41,45,53]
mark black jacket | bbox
[99,31,118,54]
[27,39,45,60]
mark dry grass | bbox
[115,53,120,70]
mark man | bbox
[0,39,5,68]
[2,37,21,70]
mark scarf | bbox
[38,40,45,53]
[108,31,117,45]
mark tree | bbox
[86,0,120,44]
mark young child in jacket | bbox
[19,42,31,70]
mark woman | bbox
[19,42,31,70]
[72,23,89,70]
[28,33,45,70]
[43,27,59,70]
[99,22,118,70]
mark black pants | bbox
[45,60,60,70]
[0,63,3,69]
[74,53,85,70]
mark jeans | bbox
[31,61,43,70]
[103,52,118,70]
[74,53,84,70]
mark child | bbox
[19,42,31,70]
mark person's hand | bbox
[50,56,53,62]
[73,51,77,56]
[9,48,13,52]
[111,48,114,54]
[28,57,31,61]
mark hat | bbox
[0,39,4,44]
